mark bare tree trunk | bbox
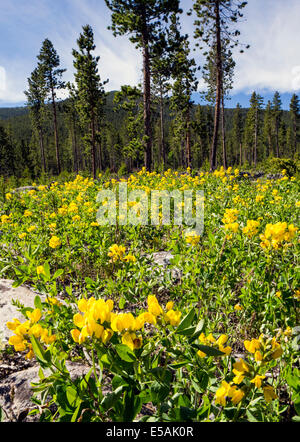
[254,108,258,167]
[39,129,46,173]
[239,142,242,167]
[91,115,96,180]
[185,108,191,168]
[96,121,103,172]
[275,123,279,157]
[142,28,152,172]
[221,94,227,169]
[51,88,61,175]
[159,80,166,169]
[293,117,297,157]
[72,120,79,174]
[210,0,222,172]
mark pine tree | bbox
[232,103,244,166]
[105,0,181,172]
[113,85,144,170]
[24,67,48,173]
[64,84,81,174]
[192,105,211,167]
[169,15,198,169]
[289,93,299,157]
[271,91,282,158]
[37,39,66,175]
[263,100,273,159]
[193,0,248,171]
[72,25,107,179]
[0,125,15,176]
[202,45,236,169]
[249,92,263,166]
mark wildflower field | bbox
[0,167,299,422]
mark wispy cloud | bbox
[230,0,300,94]
[0,0,300,106]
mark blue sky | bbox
[0,0,300,109]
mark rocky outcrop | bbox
[0,279,45,343]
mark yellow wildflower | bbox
[263,385,278,403]
[49,236,61,249]
[250,375,265,389]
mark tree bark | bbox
[72,119,79,174]
[293,116,297,157]
[142,25,152,172]
[51,87,61,175]
[254,107,258,166]
[185,107,191,168]
[239,142,242,167]
[275,121,279,157]
[39,129,46,173]
[91,113,97,180]
[221,93,227,170]
[159,79,166,169]
[210,0,222,172]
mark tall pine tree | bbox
[193,0,248,171]
[24,67,48,173]
[289,93,299,157]
[72,25,107,179]
[105,0,181,172]
[37,39,66,174]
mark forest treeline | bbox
[0,0,299,180]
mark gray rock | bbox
[11,186,37,194]
[0,361,97,422]
[0,279,46,344]
[151,251,174,268]
[148,251,182,281]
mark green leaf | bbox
[66,386,81,408]
[43,262,51,279]
[151,367,172,385]
[12,278,26,288]
[101,385,125,410]
[169,360,190,369]
[115,344,136,362]
[196,318,205,332]
[71,403,82,422]
[192,343,225,357]
[30,335,49,366]
[118,297,126,309]
[176,326,196,336]
[122,390,142,422]
[112,375,129,390]
[176,308,196,333]
[53,269,64,279]
[150,381,169,404]
[246,409,258,422]
[34,295,43,310]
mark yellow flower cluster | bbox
[242,220,260,238]
[49,236,62,249]
[197,333,232,357]
[222,208,239,234]
[1,214,11,224]
[7,308,56,360]
[215,333,283,407]
[215,380,245,406]
[71,295,181,351]
[185,232,201,246]
[260,222,298,249]
[244,335,283,361]
[108,244,136,263]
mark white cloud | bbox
[0,67,6,92]
[231,0,300,93]
[1,0,300,105]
